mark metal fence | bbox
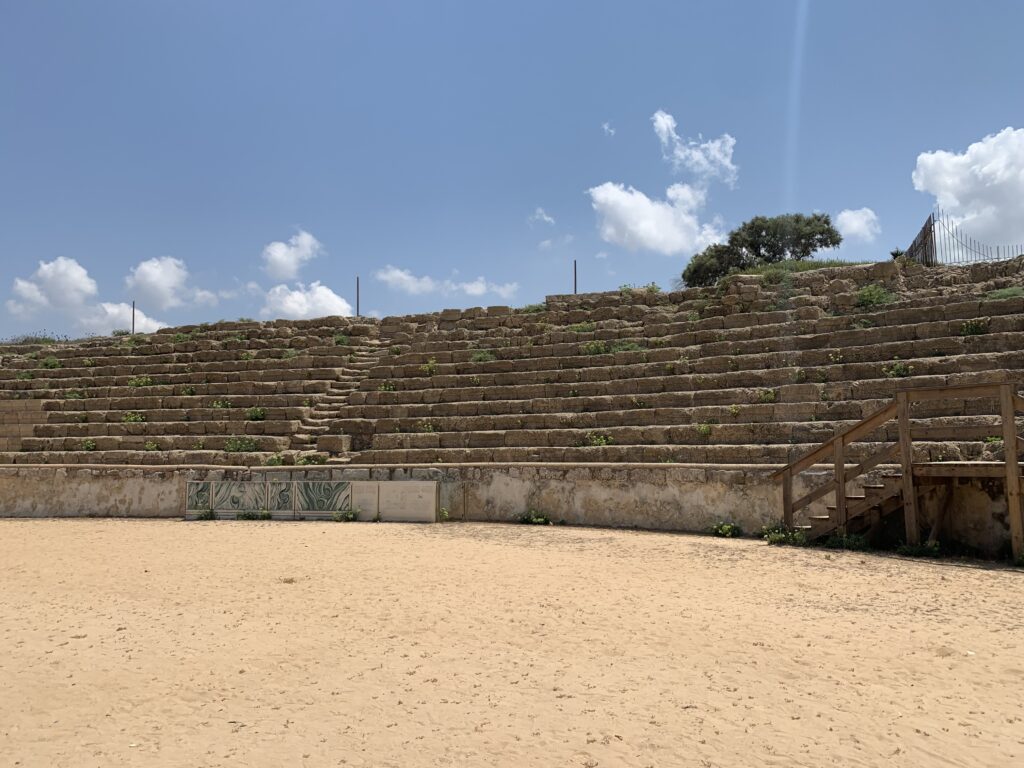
[905,207,1024,266]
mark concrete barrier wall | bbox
[0,463,1013,556]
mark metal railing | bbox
[905,208,1024,267]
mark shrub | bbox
[470,350,497,363]
[171,333,191,343]
[882,361,913,379]
[296,453,327,465]
[757,388,778,404]
[236,510,265,520]
[224,436,259,452]
[80,439,97,452]
[143,440,159,451]
[82,358,96,367]
[985,286,1024,301]
[265,453,285,466]
[696,423,713,441]
[121,411,146,423]
[419,357,439,376]
[389,346,403,356]
[211,399,232,409]
[895,540,942,558]
[711,521,743,538]
[15,371,33,380]
[334,333,350,346]
[579,340,608,355]
[239,350,255,361]
[112,329,131,337]
[855,284,894,309]
[761,523,808,546]
[609,340,644,353]
[581,432,614,447]
[63,390,85,400]
[519,303,546,313]
[237,317,255,323]
[377,381,396,392]
[126,375,154,387]
[332,509,358,522]
[567,321,596,333]
[518,510,552,525]
[181,385,197,396]
[41,356,61,369]
[823,533,871,551]
[246,407,267,421]
[960,318,990,336]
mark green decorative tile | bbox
[186,481,211,512]
[267,481,292,511]
[296,481,351,512]
[212,481,267,512]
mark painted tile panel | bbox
[267,481,293,512]
[213,481,267,512]
[296,481,351,512]
[186,481,211,512]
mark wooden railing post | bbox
[999,384,1024,560]
[833,439,847,535]
[897,391,920,545]
[782,468,793,529]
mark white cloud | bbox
[602,122,615,137]
[651,109,738,187]
[5,256,168,334]
[539,239,553,250]
[595,251,608,260]
[260,282,353,320]
[261,230,323,281]
[912,127,1024,244]
[539,234,574,250]
[79,303,166,334]
[528,207,555,226]
[374,265,518,301]
[587,182,724,256]
[124,256,216,311]
[836,207,881,243]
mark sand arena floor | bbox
[1,520,1022,768]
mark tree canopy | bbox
[681,213,843,287]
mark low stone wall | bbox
[0,463,1014,556]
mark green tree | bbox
[681,212,842,287]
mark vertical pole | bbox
[782,468,793,529]
[833,439,847,535]
[999,384,1024,560]
[356,276,360,317]
[897,391,920,544]
[573,259,577,295]
[131,300,136,335]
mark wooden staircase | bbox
[774,381,1024,558]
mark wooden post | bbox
[782,468,793,529]
[833,439,847,535]
[897,392,920,544]
[1000,384,1024,560]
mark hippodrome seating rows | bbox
[0,320,386,465]
[0,257,1022,467]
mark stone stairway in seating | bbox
[328,257,1024,465]
[0,319,387,465]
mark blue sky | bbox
[2,1,1023,337]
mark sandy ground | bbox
[0,520,1022,768]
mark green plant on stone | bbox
[15,371,34,380]
[757,388,778,404]
[419,357,439,376]
[41,356,61,369]
[960,318,990,336]
[332,509,358,522]
[823,533,871,551]
[855,284,894,309]
[224,436,259,452]
[142,440,159,451]
[984,436,1003,445]
[895,540,942,558]
[64,389,85,400]
[469,376,481,386]
[470,350,497,363]
[609,340,644,353]
[236,510,262,520]
[882,360,913,379]
[377,381,396,392]
[265,453,285,466]
[696,422,713,441]
[567,321,596,333]
[519,303,546,313]
[711,521,743,538]
[239,350,255,361]
[579,340,608,355]
[415,420,436,433]
[194,439,206,450]
[122,411,146,423]
[82,358,95,367]
[761,522,808,546]
[127,375,154,387]
[334,333,350,346]
[729,404,741,417]
[282,348,300,360]
[171,332,191,343]
[851,318,876,329]
[985,286,1024,301]
[439,507,450,522]
[112,329,131,337]
[629,396,650,409]
[181,385,197,396]
[518,509,552,525]
[246,406,267,421]
[80,439,97,452]
[296,453,327,465]
[581,432,614,447]
[211,399,232,409]
[195,508,216,520]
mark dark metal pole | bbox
[131,300,135,335]
[573,259,577,294]
[356,276,360,317]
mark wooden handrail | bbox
[775,380,1024,558]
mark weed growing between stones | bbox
[895,540,942,558]
[143,441,159,451]
[378,381,396,392]
[855,284,894,309]
[882,360,913,378]
[419,358,439,376]
[960,318,990,336]
[518,510,552,525]
[41,356,61,369]
[296,453,327,465]
[121,411,146,423]
[985,286,1024,301]
[80,439,97,452]
[265,453,285,466]
[334,334,349,346]
[470,350,497,363]
[224,437,259,452]
[761,523,808,547]
[332,509,358,522]
[246,407,267,421]
[127,375,155,387]
[711,521,744,538]
[211,399,232,409]
[195,509,215,520]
